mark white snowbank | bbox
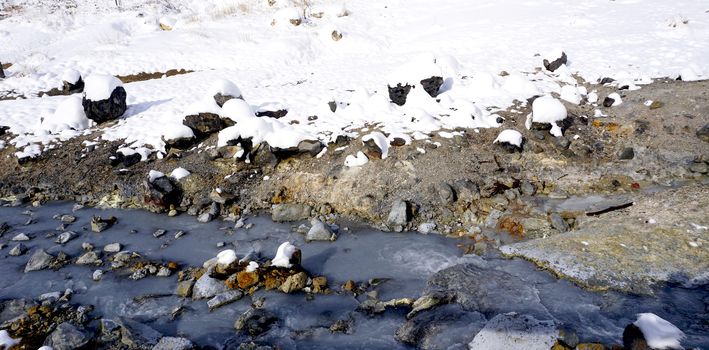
[362,131,389,159]
[83,74,123,101]
[148,170,165,182]
[170,167,190,180]
[217,115,314,149]
[41,96,94,132]
[245,261,259,273]
[271,242,297,268]
[344,151,369,167]
[0,330,19,349]
[272,7,302,26]
[387,53,443,86]
[217,249,237,265]
[634,313,685,349]
[528,95,567,137]
[494,129,523,147]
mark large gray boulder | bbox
[44,322,91,350]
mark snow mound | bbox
[209,78,242,100]
[0,330,19,349]
[345,151,369,167]
[528,95,567,137]
[271,242,297,268]
[362,131,389,159]
[494,129,523,147]
[272,7,303,26]
[634,313,685,349]
[170,167,190,180]
[62,69,81,84]
[41,96,93,132]
[387,53,443,86]
[83,74,123,101]
[245,261,259,273]
[607,92,623,106]
[560,85,583,105]
[217,249,237,265]
[220,99,254,122]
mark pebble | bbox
[60,214,77,223]
[234,219,245,229]
[82,242,94,251]
[93,269,103,281]
[12,233,31,241]
[174,230,186,239]
[618,147,635,160]
[153,229,166,238]
[9,243,27,256]
[417,222,437,234]
[550,213,570,232]
[216,241,225,247]
[55,231,77,244]
[157,266,172,277]
[103,243,122,253]
[76,251,100,265]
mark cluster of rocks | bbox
[388,76,444,106]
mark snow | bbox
[62,69,81,84]
[362,132,389,159]
[272,7,303,26]
[634,313,685,349]
[220,99,255,122]
[0,0,708,160]
[560,85,583,105]
[170,167,191,180]
[0,330,19,349]
[494,129,523,148]
[271,242,297,268]
[148,170,165,182]
[607,92,623,106]
[528,96,568,137]
[40,96,94,132]
[83,74,123,101]
[344,151,369,167]
[245,261,259,273]
[216,249,237,265]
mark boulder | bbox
[388,83,412,106]
[25,249,54,272]
[9,243,27,256]
[420,76,444,97]
[82,86,127,124]
[44,322,90,350]
[306,220,337,241]
[432,182,456,205]
[396,304,486,349]
[468,313,558,350]
[183,113,226,137]
[271,203,312,222]
[55,231,77,244]
[153,337,194,350]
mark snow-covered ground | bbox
[1,0,708,160]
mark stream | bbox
[0,201,707,349]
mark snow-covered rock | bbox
[216,249,237,265]
[170,167,190,180]
[148,170,165,183]
[604,92,623,107]
[344,151,369,167]
[527,95,567,137]
[245,261,259,273]
[209,78,243,107]
[494,129,523,149]
[82,74,127,123]
[220,98,254,123]
[559,85,583,105]
[633,313,685,349]
[84,74,123,101]
[271,242,298,268]
[362,132,390,159]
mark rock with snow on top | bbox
[0,330,19,348]
[542,49,567,72]
[624,313,685,350]
[210,79,243,107]
[144,172,181,211]
[603,92,623,107]
[82,74,127,123]
[362,132,389,160]
[12,233,31,241]
[345,151,369,167]
[271,242,300,268]
[494,129,524,151]
[158,16,177,31]
[527,95,567,137]
[61,68,84,94]
[306,220,337,241]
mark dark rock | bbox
[44,322,90,350]
[297,140,324,156]
[328,101,337,112]
[599,77,615,84]
[549,213,569,232]
[543,51,567,72]
[164,135,196,151]
[214,92,241,108]
[697,124,709,143]
[234,308,277,337]
[623,324,649,350]
[144,176,181,212]
[432,182,456,205]
[183,113,226,137]
[390,137,407,146]
[0,125,9,136]
[82,86,127,124]
[256,109,288,119]
[388,83,412,106]
[334,135,350,146]
[554,136,571,150]
[618,147,635,160]
[0,62,4,79]
[271,203,312,222]
[603,96,616,108]
[63,77,84,94]
[420,76,444,97]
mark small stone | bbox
[550,213,569,232]
[618,147,635,160]
[55,231,77,244]
[192,272,228,299]
[234,308,277,336]
[104,243,121,253]
[207,290,244,310]
[12,233,31,241]
[279,272,308,293]
[312,276,328,293]
[543,51,567,72]
[168,209,178,217]
[153,337,194,350]
[306,220,337,241]
[689,161,708,174]
[216,241,225,247]
[153,229,166,238]
[93,269,104,281]
[388,83,412,106]
[174,231,186,239]
[60,214,77,223]
[82,242,94,251]
[76,251,100,265]
[697,124,709,142]
[45,322,90,350]
[387,200,411,227]
[649,100,664,109]
[130,268,148,280]
[343,280,357,293]
[175,278,196,297]
[453,180,480,202]
[156,266,172,277]
[417,222,436,234]
[432,182,456,205]
[271,203,312,222]
[25,249,54,272]
[520,181,537,196]
[91,215,116,232]
[197,212,214,223]
[9,243,28,256]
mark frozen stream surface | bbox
[0,202,707,349]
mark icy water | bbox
[0,202,707,349]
